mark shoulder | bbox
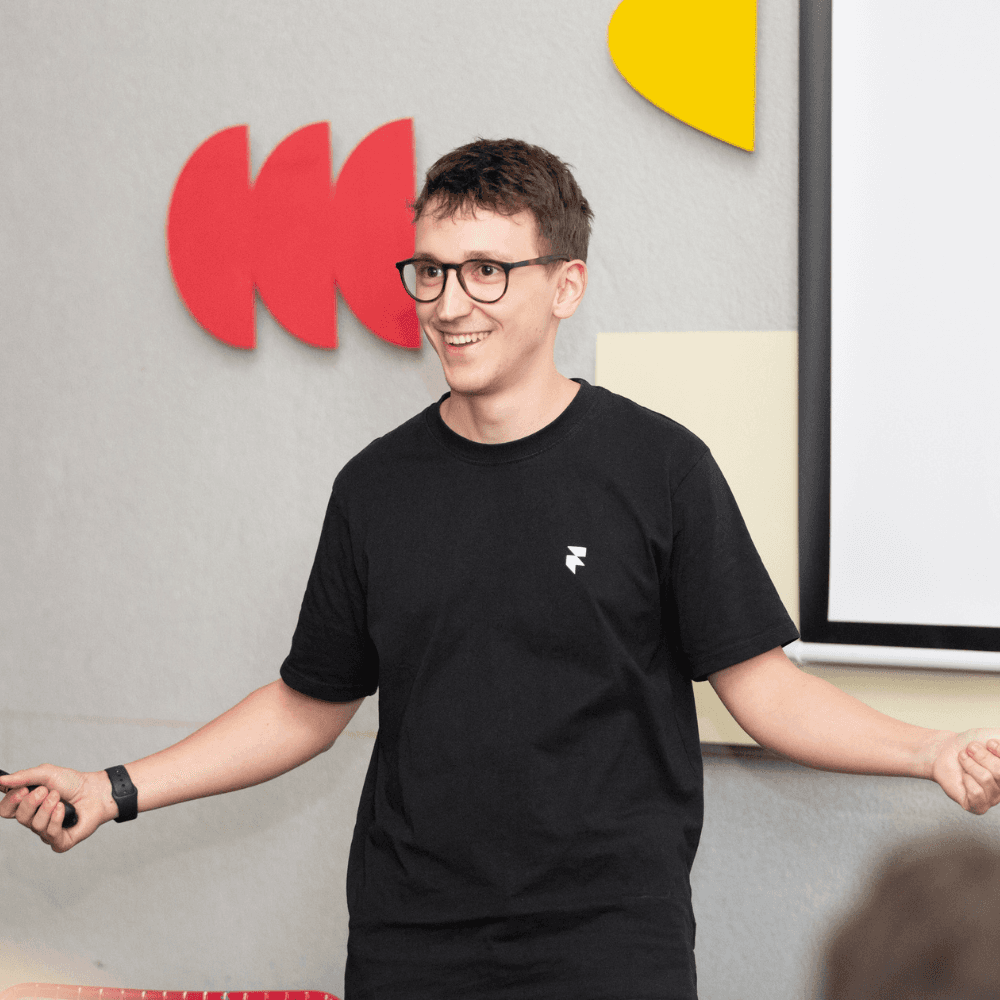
[584,383,710,485]
[331,402,439,500]
[590,384,703,443]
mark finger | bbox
[0,786,30,819]
[44,799,67,843]
[15,785,50,827]
[0,767,53,788]
[30,788,61,835]
[962,769,991,815]
[959,747,998,815]
[2,766,80,801]
[986,739,1000,760]
[962,743,1000,793]
[0,771,30,791]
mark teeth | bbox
[444,331,490,345]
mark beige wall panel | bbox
[596,330,798,746]
[595,330,799,621]
[595,330,1000,747]
[804,665,1000,737]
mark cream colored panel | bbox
[595,330,1000,748]
[804,665,1000,737]
[695,662,1000,748]
[596,330,798,745]
[596,330,798,620]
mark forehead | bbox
[414,202,541,260]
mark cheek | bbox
[508,310,547,342]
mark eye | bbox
[471,261,505,282]
[417,262,443,280]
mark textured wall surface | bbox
[6,3,990,999]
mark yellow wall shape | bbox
[608,0,757,151]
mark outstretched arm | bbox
[0,680,364,852]
[710,647,1000,815]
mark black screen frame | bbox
[797,0,1000,654]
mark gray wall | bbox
[2,3,993,997]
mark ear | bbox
[553,260,588,320]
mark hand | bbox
[930,730,1000,815]
[0,764,116,852]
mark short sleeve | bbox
[668,451,799,680]
[279,490,379,701]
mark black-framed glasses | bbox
[395,255,569,304]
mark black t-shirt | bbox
[280,380,798,1000]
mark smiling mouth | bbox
[443,331,491,346]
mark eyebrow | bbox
[410,250,516,263]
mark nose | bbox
[435,267,474,320]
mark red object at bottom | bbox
[0,987,339,1000]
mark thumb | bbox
[1,765,84,799]
[0,769,31,790]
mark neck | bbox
[440,370,580,444]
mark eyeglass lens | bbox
[401,260,507,303]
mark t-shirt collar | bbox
[424,378,599,465]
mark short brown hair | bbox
[822,834,1000,999]
[412,138,594,262]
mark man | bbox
[4,139,1000,1000]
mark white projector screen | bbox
[798,0,1000,668]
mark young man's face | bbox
[413,201,570,399]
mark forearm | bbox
[711,649,950,779]
[126,679,363,813]
[1,679,363,851]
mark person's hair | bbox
[822,833,1000,1000]
[412,138,594,262]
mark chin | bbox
[441,367,494,398]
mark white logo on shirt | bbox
[565,546,587,574]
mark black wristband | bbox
[105,765,138,823]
